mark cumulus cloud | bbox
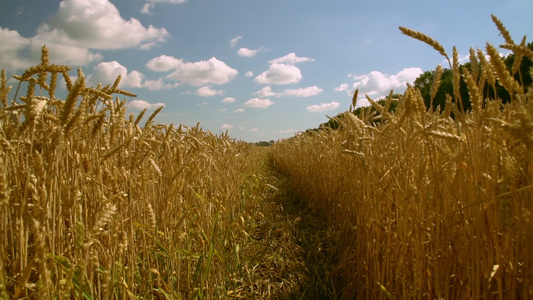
[222,97,236,103]
[269,53,314,64]
[254,63,302,85]
[146,55,182,71]
[283,86,323,97]
[2,0,169,69]
[334,83,349,92]
[128,100,165,110]
[234,108,245,112]
[230,36,242,47]
[143,78,179,90]
[253,86,278,98]
[41,0,169,51]
[221,123,233,130]
[351,67,423,97]
[253,85,323,98]
[0,27,32,73]
[243,98,274,108]
[244,71,254,77]
[196,86,224,97]
[237,47,263,57]
[159,56,238,86]
[253,53,314,85]
[88,61,177,90]
[142,0,187,15]
[336,67,423,105]
[307,101,340,112]
[88,61,143,88]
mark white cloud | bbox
[253,86,278,98]
[128,100,165,110]
[88,61,143,88]
[143,78,179,90]
[146,55,183,71]
[2,0,169,69]
[221,123,233,130]
[222,97,236,103]
[88,61,177,90]
[230,36,242,47]
[349,67,423,99]
[243,98,274,108]
[269,53,314,64]
[334,83,349,92]
[141,0,187,15]
[254,63,302,85]
[283,86,323,97]
[44,0,169,50]
[165,56,238,86]
[196,85,223,97]
[234,108,245,112]
[253,85,323,98]
[307,101,340,112]
[237,47,263,57]
[244,71,254,77]
[29,28,103,66]
[0,27,32,73]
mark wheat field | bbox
[1,15,532,299]
[271,16,532,299]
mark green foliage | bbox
[254,140,275,147]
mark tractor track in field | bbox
[249,162,342,299]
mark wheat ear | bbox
[144,106,164,128]
[430,64,443,106]
[462,67,482,115]
[500,42,533,60]
[491,15,514,45]
[60,68,85,125]
[399,26,451,68]
[469,48,480,82]
[452,47,464,113]
[477,49,496,87]
[351,89,358,111]
[486,43,522,94]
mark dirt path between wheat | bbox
[247,163,340,299]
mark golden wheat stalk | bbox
[399,26,451,67]
[500,42,533,59]
[352,89,358,111]
[469,48,480,82]
[491,14,514,45]
[462,67,482,115]
[430,64,443,105]
[144,106,164,128]
[486,43,522,94]
[510,36,528,77]
[452,47,464,113]
[60,69,85,125]
[477,49,496,87]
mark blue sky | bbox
[1,0,532,142]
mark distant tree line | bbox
[254,140,275,146]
